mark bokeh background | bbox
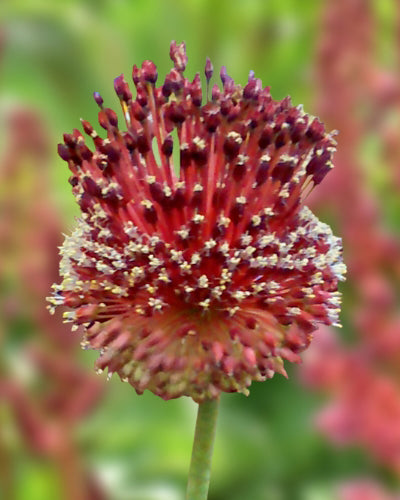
[1,0,400,499]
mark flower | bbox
[338,479,400,500]
[48,41,345,402]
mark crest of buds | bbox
[49,41,345,402]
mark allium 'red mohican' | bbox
[49,41,345,402]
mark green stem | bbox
[186,398,219,500]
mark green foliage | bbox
[1,1,398,499]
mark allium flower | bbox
[49,41,345,402]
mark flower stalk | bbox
[186,398,219,500]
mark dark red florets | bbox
[49,41,345,402]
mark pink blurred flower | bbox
[0,105,106,499]
[300,0,400,480]
[338,479,400,500]
[304,329,400,472]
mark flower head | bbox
[49,41,345,402]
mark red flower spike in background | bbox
[49,41,345,402]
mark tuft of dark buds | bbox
[49,41,345,403]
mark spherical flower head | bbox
[49,41,346,402]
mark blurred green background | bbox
[1,1,400,499]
